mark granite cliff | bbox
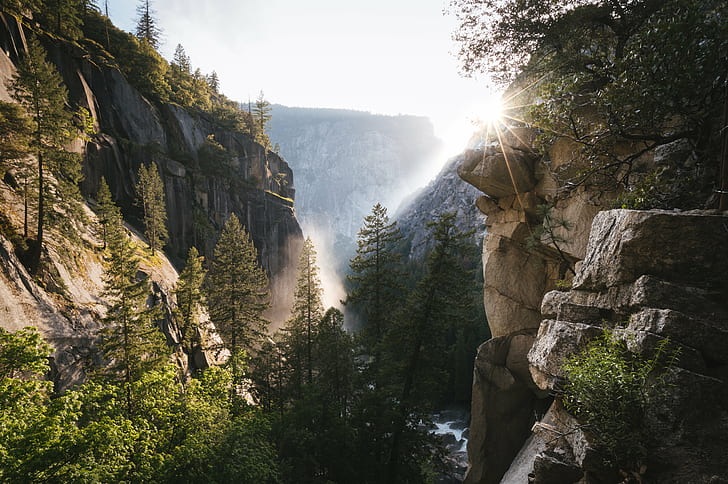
[0,14,302,387]
[459,116,728,482]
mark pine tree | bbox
[135,162,168,255]
[207,214,270,392]
[172,43,190,74]
[8,34,82,272]
[135,0,161,48]
[252,90,272,149]
[0,101,32,238]
[347,203,403,351]
[96,177,121,250]
[207,71,219,93]
[384,212,477,483]
[98,214,168,414]
[38,0,84,40]
[174,246,206,366]
[315,307,354,413]
[282,237,325,389]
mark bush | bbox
[562,331,677,469]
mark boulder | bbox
[574,210,728,292]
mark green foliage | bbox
[8,34,84,271]
[0,327,51,379]
[207,214,270,389]
[562,330,679,469]
[135,162,168,255]
[450,0,727,203]
[97,213,169,396]
[347,203,404,346]
[174,246,206,363]
[198,134,233,175]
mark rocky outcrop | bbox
[516,209,728,483]
[0,15,303,385]
[0,14,302,321]
[461,126,614,484]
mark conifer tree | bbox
[207,71,219,93]
[174,246,206,366]
[315,307,354,412]
[0,101,32,238]
[135,0,161,48]
[98,213,168,414]
[252,90,272,149]
[172,43,190,74]
[347,203,403,351]
[384,212,476,483]
[282,237,325,388]
[135,162,168,255]
[96,177,121,250]
[207,214,270,392]
[9,35,82,272]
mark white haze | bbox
[303,223,347,311]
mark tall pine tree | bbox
[135,162,168,255]
[206,214,270,393]
[252,90,272,149]
[174,246,206,367]
[135,0,161,48]
[347,203,403,356]
[9,34,83,272]
[282,237,324,387]
[96,176,120,250]
[98,208,168,415]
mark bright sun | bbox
[475,92,504,125]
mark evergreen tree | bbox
[174,246,206,367]
[135,0,161,48]
[315,307,354,415]
[8,34,83,272]
[384,213,477,483]
[207,71,219,93]
[207,214,270,394]
[98,214,168,414]
[347,203,403,352]
[135,162,168,255]
[172,43,190,73]
[38,0,84,40]
[96,176,121,250]
[282,237,324,388]
[0,101,32,239]
[252,90,272,148]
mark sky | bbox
[108,0,500,161]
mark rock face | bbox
[395,154,486,261]
[0,16,303,385]
[269,104,442,268]
[519,209,728,483]
[461,128,613,484]
[459,113,726,482]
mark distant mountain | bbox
[394,153,487,262]
[269,105,443,274]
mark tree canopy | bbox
[450,0,728,206]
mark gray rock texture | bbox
[0,14,303,385]
[517,210,728,483]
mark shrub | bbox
[562,330,678,469]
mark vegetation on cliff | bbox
[451,0,728,209]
